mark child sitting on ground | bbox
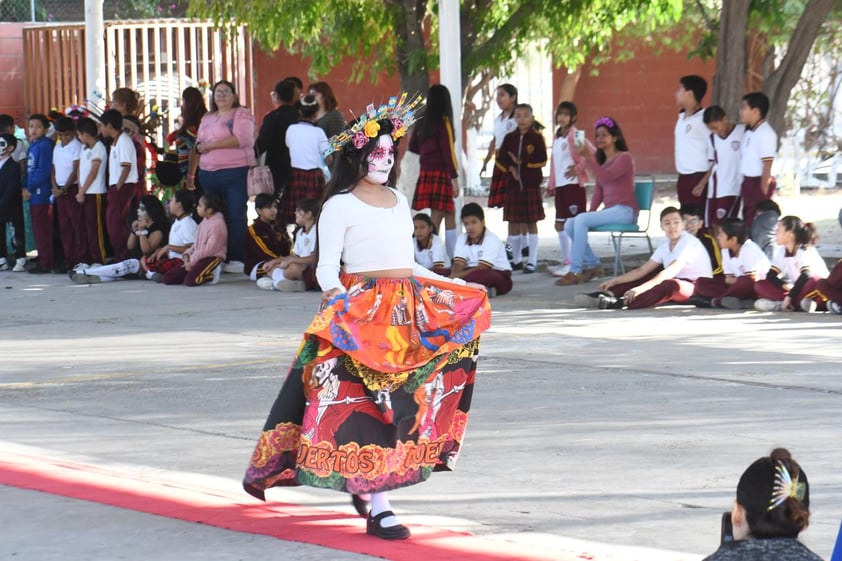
[753,215,828,312]
[582,206,712,309]
[257,197,318,292]
[449,202,513,297]
[244,193,292,286]
[163,193,227,286]
[144,190,198,281]
[680,203,722,277]
[413,213,449,273]
[689,217,770,309]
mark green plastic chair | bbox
[590,176,656,276]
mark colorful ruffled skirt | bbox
[243,273,491,499]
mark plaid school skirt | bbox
[279,168,326,225]
[243,273,491,499]
[503,180,546,223]
[412,169,455,213]
[487,164,507,208]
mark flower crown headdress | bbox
[595,116,615,129]
[322,92,424,157]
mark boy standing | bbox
[739,92,777,228]
[588,207,712,309]
[24,114,55,273]
[100,109,139,262]
[0,134,26,271]
[674,75,710,210]
[51,117,82,269]
[75,117,108,267]
[702,105,745,227]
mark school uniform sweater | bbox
[26,136,55,205]
[244,218,291,274]
[496,127,548,190]
[408,118,458,177]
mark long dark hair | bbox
[415,84,453,142]
[554,101,577,138]
[139,194,170,238]
[497,83,518,119]
[779,215,818,249]
[175,87,207,137]
[594,116,629,165]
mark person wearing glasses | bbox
[192,80,255,275]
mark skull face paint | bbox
[365,134,395,185]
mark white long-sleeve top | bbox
[316,188,465,293]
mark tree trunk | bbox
[711,0,751,121]
[389,0,430,94]
[763,0,836,136]
[558,65,583,103]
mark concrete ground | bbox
[2,187,841,561]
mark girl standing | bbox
[557,116,637,285]
[242,98,491,541]
[280,95,328,227]
[409,84,459,257]
[168,87,207,188]
[753,216,829,311]
[481,84,518,209]
[546,102,592,276]
[412,213,448,273]
[496,104,547,273]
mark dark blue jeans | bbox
[198,166,248,262]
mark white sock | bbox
[557,230,571,262]
[528,233,539,267]
[370,492,398,527]
[444,229,457,259]
[507,235,521,264]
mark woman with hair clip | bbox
[242,95,491,541]
[703,448,821,561]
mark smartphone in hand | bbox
[721,511,734,543]
[574,129,585,146]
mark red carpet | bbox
[0,451,564,561]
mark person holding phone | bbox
[702,448,821,561]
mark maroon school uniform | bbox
[409,118,458,213]
[496,127,547,223]
[244,218,291,278]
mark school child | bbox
[111,88,147,202]
[51,117,82,269]
[749,199,781,259]
[482,84,518,210]
[409,84,459,257]
[680,203,722,276]
[753,216,828,312]
[702,105,744,226]
[588,207,712,309]
[450,202,513,297]
[71,195,170,284]
[802,259,842,314]
[280,94,328,226]
[690,218,770,309]
[546,101,592,276]
[674,75,709,210]
[0,114,28,176]
[74,117,108,268]
[162,193,226,286]
[256,197,318,292]
[100,109,140,262]
[143,189,197,281]
[24,114,55,274]
[244,192,291,283]
[412,213,449,273]
[739,92,777,228]
[0,133,26,272]
[496,103,547,273]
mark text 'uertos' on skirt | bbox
[243,273,492,499]
[412,169,456,213]
[279,168,326,224]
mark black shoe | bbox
[511,261,524,271]
[598,295,624,309]
[505,243,514,262]
[521,246,529,258]
[687,295,713,308]
[366,510,410,540]
[351,494,369,518]
[28,266,51,274]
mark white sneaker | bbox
[73,262,90,273]
[0,258,8,271]
[275,278,306,292]
[256,277,276,291]
[800,298,818,313]
[210,263,223,284]
[829,301,842,315]
[574,291,609,308]
[223,260,245,274]
[754,298,782,312]
[550,264,572,277]
[13,257,26,272]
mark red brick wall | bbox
[0,24,26,122]
[554,45,715,174]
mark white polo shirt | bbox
[53,137,82,186]
[551,130,577,187]
[493,113,517,149]
[650,230,712,280]
[740,121,777,178]
[722,239,770,278]
[168,215,199,258]
[414,233,448,269]
[769,245,829,283]
[292,226,317,258]
[108,133,139,186]
[707,124,745,198]
[286,122,328,170]
[453,229,512,272]
[79,141,107,195]
[674,109,709,174]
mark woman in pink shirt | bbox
[194,80,255,273]
[557,116,638,285]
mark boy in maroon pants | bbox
[23,114,55,273]
[100,109,139,262]
[51,117,82,269]
[75,117,108,267]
